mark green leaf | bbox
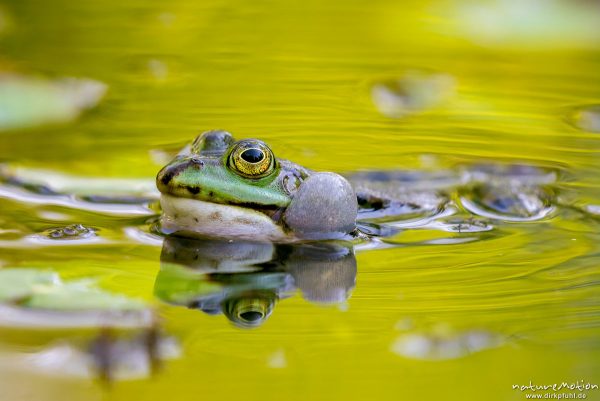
[24,282,147,311]
[0,74,106,131]
[0,268,147,311]
[0,268,58,302]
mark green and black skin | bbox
[156,130,313,223]
[156,130,365,240]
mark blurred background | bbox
[1,0,600,400]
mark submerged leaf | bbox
[153,263,223,305]
[0,268,146,310]
[25,282,147,311]
[0,74,107,131]
[0,268,58,302]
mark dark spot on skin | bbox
[187,186,200,195]
[158,161,192,186]
[193,217,199,223]
[159,169,175,185]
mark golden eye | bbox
[228,140,275,178]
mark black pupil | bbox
[241,148,264,163]
[239,311,263,322]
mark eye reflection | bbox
[223,295,274,329]
[154,235,357,329]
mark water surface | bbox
[1,0,600,400]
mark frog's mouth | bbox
[158,194,290,241]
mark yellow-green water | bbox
[1,0,600,400]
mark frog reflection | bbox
[154,235,357,328]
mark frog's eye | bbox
[228,140,275,178]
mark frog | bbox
[156,130,560,242]
[156,129,359,241]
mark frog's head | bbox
[157,130,299,211]
[157,130,358,241]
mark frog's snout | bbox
[156,157,205,194]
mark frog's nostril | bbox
[157,158,204,190]
[189,157,205,167]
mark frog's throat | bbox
[159,194,292,241]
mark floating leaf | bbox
[25,281,147,311]
[0,74,107,131]
[0,165,157,196]
[0,268,152,329]
[0,268,57,302]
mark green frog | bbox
[156,130,558,242]
[156,130,359,241]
